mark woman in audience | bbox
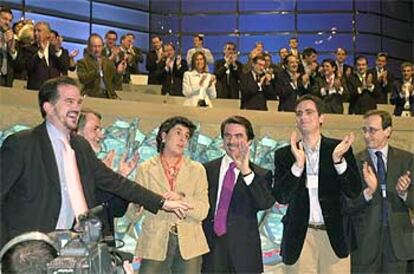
[182,51,216,107]
[132,116,209,274]
[311,58,349,114]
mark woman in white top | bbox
[182,51,216,107]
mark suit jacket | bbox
[160,57,188,96]
[23,44,69,90]
[273,136,362,265]
[0,122,163,247]
[390,78,414,116]
[346,146,414,265]
[240,71,274,111]
[116,47,143,87]
[368,67,394,104]
[0,39,23,87]
[311,75,349,114]
[146,50,163,85]
[202,157,275,273]
[214,59,242,99]
[347,72,380,114]
[77,53,121,99]
[275,70,308,112]
[135,156,210,261]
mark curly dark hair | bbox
[156,116,196,153]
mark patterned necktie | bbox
[61,138,88,220]
[214,162,237,236]
[375,151,388,224]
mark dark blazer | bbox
[77,53,121,99]
[0,122,163,247]
[0,45,23,87]
[390,78,414,116]
[214,59,243,99]
[346,147,414,265]
[311,75,349,114]
[146,50,163,85]
[273,136,362,265]
[159,57,188,96]
[202,157,275,273]
[368,67,394,104]
[240,71,274,110]
[23,44,69,90]
[275,70,308,112]
[347,72,380,115]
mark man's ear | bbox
[43,101,53,116]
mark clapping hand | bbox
[118,153,139,177]
[363,161,378,196]
[396,171,411,196]
[332,132,355,163]
[290,131,305,168]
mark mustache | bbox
[66,111,79,116]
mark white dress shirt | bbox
[182,70,217,107]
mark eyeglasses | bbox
[361,126,382,135]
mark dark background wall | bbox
[3,0,413,75]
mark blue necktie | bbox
[375,151,388,224]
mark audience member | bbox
[390,62,414,116]
[186,34,214,70]
[103,30,119,62]
[369,52,394,104]
[0,7,19,87]
[335,48,353,79]
[117,33,143,85]
[159,42,188,96]
[288,37,300,60]
[146,35,164,85]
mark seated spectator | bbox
[311,58,349,114]
[348,55,379,114]
[131,116,209,274]
[275,54,309,112]
[214,42,242,99]
[146,35,164,85]
[368,52,394,104]
[22,21,69,90]
[390,62,414,117]
[240,55,274,111]
[186,34,214,70]
[159,42,188,96]
[77,33,125,99]
[0,232,58,274]
[183,51,216,107]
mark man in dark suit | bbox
[335,48,353,80]
[23,21,69,90]
[159,42,187,96]
[368,52,394,105]
[202,116,275,274]
[0,7,20,87]
[273,95,361,273]
[0,76,191,247]
[240,55,273,110]
[275,54,309,112]
[346,110,414,273]
[348,55,380,115]
[214,42,243,99]
[390,62,414,117]
[146,35,164,85]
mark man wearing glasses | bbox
[348,110,414,273]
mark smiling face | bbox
[223,123,250,160]
[295,100,324,136]
[161,124,191,157]
[78,113,104,152]
[362,115,391,150]
[44,84,83,135]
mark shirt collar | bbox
[46,120,70,143]
[368,143,389,161]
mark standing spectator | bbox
[146,35,164,85]
[0,7,19,87]
[159,42,188,96]
[103,30,119,62]
[186,34,214,70]
[214,42,242,99]
[202,116,275,274]
[390,62,414,117]
[77,33,125,99]
[183,51,216,107]
[348,55,379,114]
[311,59,349,114]
[288,37,301,60]
[117,33,143,85]
[274,47,289,75]
[49,30,70,75]
[22,21,69,90]
[347,110,414,273]
[243,41,264,74]
[335,48,353,80]
[273,95,361,273]
[369,52,394,104]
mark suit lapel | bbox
[38,123,61,192]
[386,146,398,191]
[209,158,223,216]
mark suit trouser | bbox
[283,227,350,274]
[139,232,202,274]
[351,224,408,274]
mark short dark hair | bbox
[151,35,162,41]
[87,33,103,46]
[156,116,196,153]
[164,42,176,51]
[77,108,102,132]
[105,30,118,39]
[220,116,255,141]
[321,58,337,71]
[252,55,265,64]
[289,37,298,42]
[0,6,13,16]
[191,51,207,72]
[302,47,317,57]
[295,94,325,115]
[38,76,78,118]
[335,48,348,55]
[193,34,204,42]
[354,55,368,65]
[376,52,388,60]
[126,32,135,39]
[50,29,59,37]
[1,238,57,274]
[283,53,297,66]
[363,110,392,129]
[225,41,237,50]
